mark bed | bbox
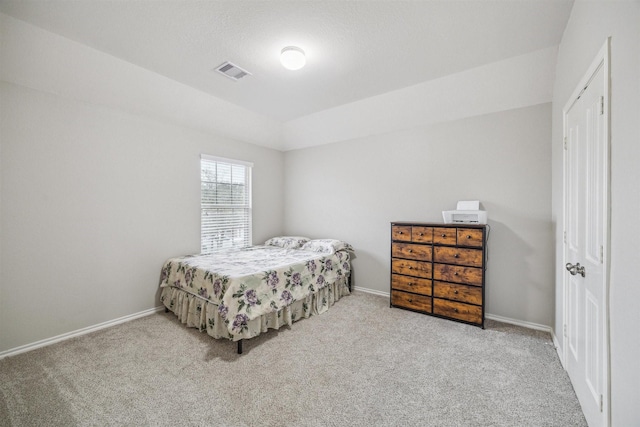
[159,237,353,354]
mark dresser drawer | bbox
[392,290,432,313]
[411,226,433,243]
[457,228,484,247]
[433,227,457,245]
[392,274,432,295]
[433,246,482,267]
[391,243,432,261]
[433,298,482,324]
[433,263,482,286]
[392,259,432,278]
[392,225,411,242]
[433,281,482,305]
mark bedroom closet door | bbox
[563,41,610,427]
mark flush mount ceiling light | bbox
[280,46,306,70]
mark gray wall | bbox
[0,82,284,352]
[551,2,640,424]
[284,103,553,326]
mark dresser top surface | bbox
[391,221,487,229]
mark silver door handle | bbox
[565,262,586,277]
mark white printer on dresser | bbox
[442,200,488,224]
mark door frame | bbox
[561,38,611,426]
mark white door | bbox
[563,43,609,427]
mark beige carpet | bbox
[0,292,586,426]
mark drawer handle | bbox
[441,233,446,237]
[398,231,403,234]
[419,232,424,236]
[467,235,472,239]
[454,290,459,294]
[408,249,413,253]
[454,308,459,312]
[454,272,459,276]
[408,299,413,303]
[408,266,413,270]
[408,282,414,286]
[454,253,459,258]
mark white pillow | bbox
[300,239,354,254]
[264,236,310,249]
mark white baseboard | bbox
[0,306,164,359]
[552,330,566,369]
[484,313,552,333]
[354,286,554,334]
[353,286,390,298]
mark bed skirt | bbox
[160,277,350,342]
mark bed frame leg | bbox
[237,340,243,354]
[164,307,169,313]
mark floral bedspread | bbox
[159,245,351,336]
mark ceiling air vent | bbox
[215,61,251,81]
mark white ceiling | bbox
[0,0,573,124]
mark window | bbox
[200,154,252,253]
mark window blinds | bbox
[200,155,252,253]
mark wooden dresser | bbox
[390,222,488,328]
